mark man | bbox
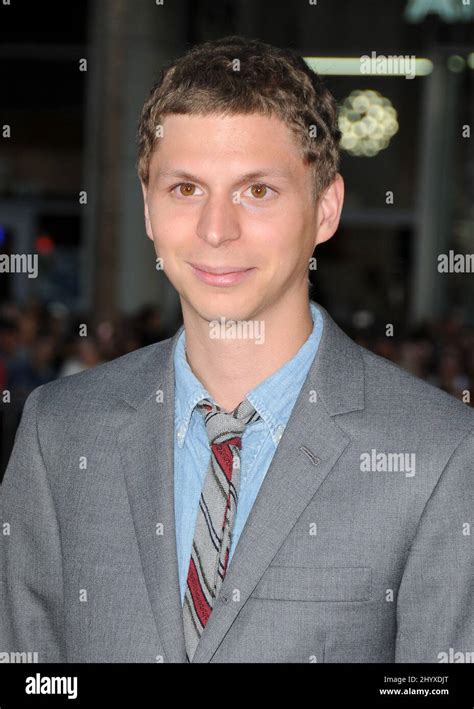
[1,36,473,664]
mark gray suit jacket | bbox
[1,302,473,663]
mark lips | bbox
[189,263,251,274]
[188,262,255,287]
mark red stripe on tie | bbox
[187,557,212,627]
[222,546,230,576]
[212,437,241,481]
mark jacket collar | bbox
[118,301,364,417]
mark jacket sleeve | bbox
[0,384,65,662]
[395,428,474,662]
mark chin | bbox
[187,291,260,323]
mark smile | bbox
[188,263,256,287]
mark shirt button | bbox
[220,595,229,604]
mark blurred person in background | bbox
[7,333,57,399]
[58,334,105,377]
[0,316,20,379]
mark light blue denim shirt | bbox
[173,301,323,605]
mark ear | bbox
[313,173,344,248]
[140,180,154,242]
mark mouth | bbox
[188,262,256,287]
[189,263,252,274]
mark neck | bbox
[181,291,314,411]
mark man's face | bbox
[141,112,339,323]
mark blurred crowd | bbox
[0,299,180,404]
[350,313,474,403]
[0,299,473,406]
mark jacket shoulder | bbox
[359,344,474,432]
[29,334,177,415]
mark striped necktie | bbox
[183,397,261,662]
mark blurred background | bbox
[1,0,473,478]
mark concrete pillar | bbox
[116,1,185,331]
[81,0,185,331]
[410,54,462,323]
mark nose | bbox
[196,191,241,246]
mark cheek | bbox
[248,209,305,254]
[148,204,190,248]
[242,207,289,243]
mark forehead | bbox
[150,112,304,169]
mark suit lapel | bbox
[117,302,365,664]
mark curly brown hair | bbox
[136,35,341,203]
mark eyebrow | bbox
[154,167,293,184]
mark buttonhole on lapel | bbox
[299,445,321,466]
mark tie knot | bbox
[196,397,260,446]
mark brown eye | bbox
[179,183,196,196]
[250,183,268,199]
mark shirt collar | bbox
[174,301,323,447]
